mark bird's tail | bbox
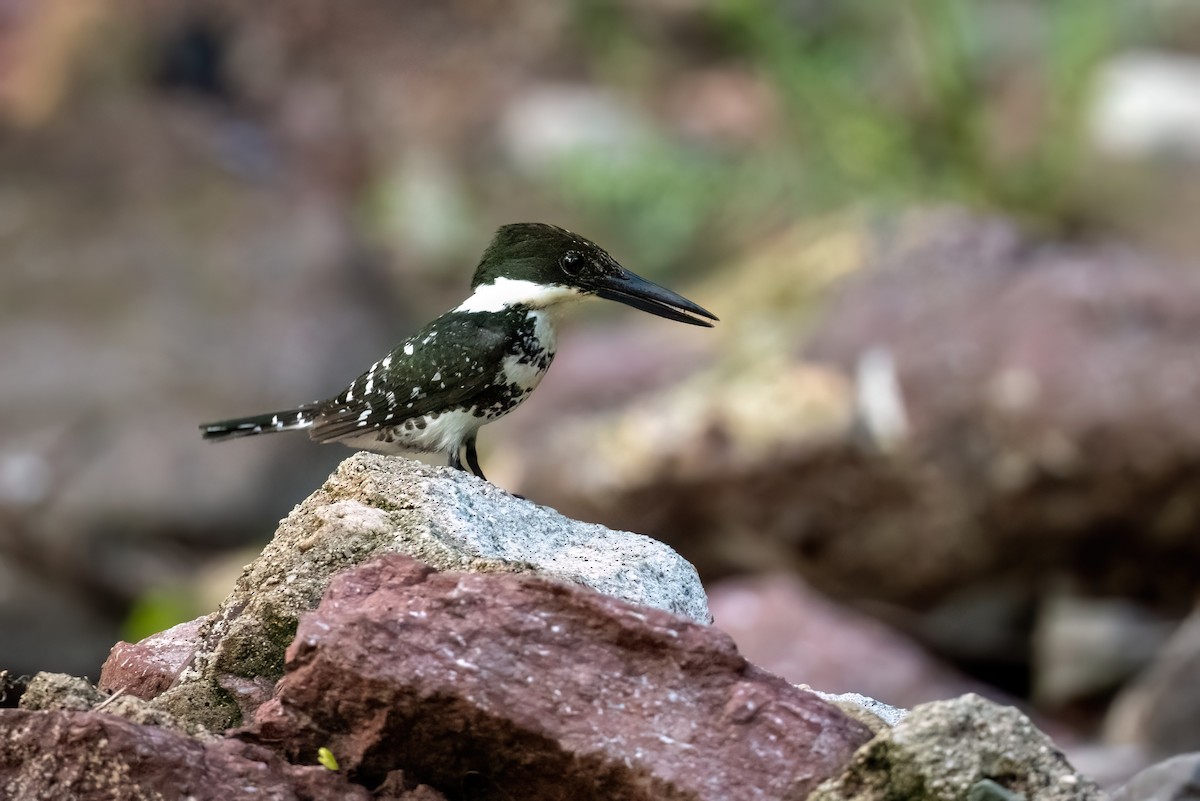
[200,406,317,442]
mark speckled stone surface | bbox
[152,453,709,730]
[240,553,870,801]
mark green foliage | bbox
[317,746,340,771]
[121,587,200,643]
[550,142,797,276]
[559,0,1130,256]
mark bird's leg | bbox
[448,448,465,472]
[464,435,487,481]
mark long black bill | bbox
[595,269,718,327]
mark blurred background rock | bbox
[3,0,1200,789]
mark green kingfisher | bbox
[200,222,717,481]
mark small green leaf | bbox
[317,747,339,771]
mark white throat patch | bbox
[455,277,585,313]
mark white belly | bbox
[340,408,486,456]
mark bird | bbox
[200,222,718,482]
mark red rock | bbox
[0,708,383,801]
[240,554,872,801]
[709,573,984,706]
[803,213,1200,609]
[98,617,203,700]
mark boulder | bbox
[803,212,1200,609]
[17,673,102,713]
[709,573,985,708]
[148,453,709,730]
[239,553,873,801]
[810,694,1101,801]
[18,671,196,737]
[99,617,203,700]
[0,708,425,801]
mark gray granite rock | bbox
[153,453,709,730]
[17,673,101,713]
[810,689,908,732]
[18,671,196,737]
[810,693,1100,801]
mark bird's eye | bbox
[559,250,584,277]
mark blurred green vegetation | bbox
[556,0,1134,274]
[122,586,203,644]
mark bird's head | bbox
[461,222,717,326]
